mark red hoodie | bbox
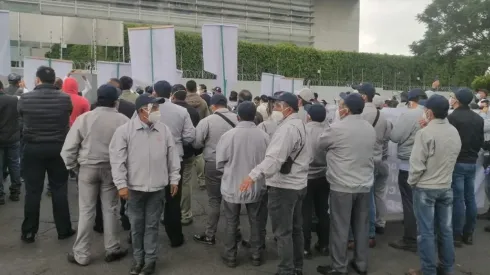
[62,77,90,126]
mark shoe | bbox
[139,262,156,275]
[21,233,35,243]
[350,260,367,275]
[67,252,89,266]
[58,229,76,240]
[477,210,490,220]
[369,238,376,248]
[221,256,237,268]
[453,235,463,248]
[347,240,355,250]
[199,185,206,190]
[241,239,251,248]
[375,226,385,235]
[388,239,417,252]
[121,215,131,231]
[251,255,262,266]
[314,242,329,256]
[104,249,128,262]
[193,234,215,245]
[0,195,5,205]
[303,249,313,259]
[170,238,185,248]
[93,225,104,234]
[484,225,490,232]
[181,219,193,226]
[129,261,144,275]
[317,265,347,275]
[9,193,20,202]
[462,233,473,245]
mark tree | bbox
[472,74,490,90]
[410,0,490,59]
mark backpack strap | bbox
[214,112,236,128]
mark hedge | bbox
[44,23,478,90]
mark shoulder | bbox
[114,121,130,136]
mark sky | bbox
[359,0,433,55]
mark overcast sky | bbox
[359,0,432,55]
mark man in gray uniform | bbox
[193,94,239,245]
[241,92,309,275]
[389,88,427,252]
[316,93,376,275]
[61,84,129,266]
[217,102,270,268]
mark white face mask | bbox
[270,110,284,122]
[476,93,482,100]
[422,111,429,123]
[148,111,161,124]
[449,97,455,107]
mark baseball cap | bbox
[454,88,474,105]
[268,91,285,100]
[97,84,119,101]
[272,92,299,111]
[298,88,314,102]
[307,104,326,122]
[425,94,449,114]
[353,83,375,99]
[135,94,165,110]
[373,95,385,108]
[212,87,222,94]
[407,88,425,101]
[7,73,21,83]
[210,94,227,106]
[340,93,365,114]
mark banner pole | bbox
[220,25,227,97]
[116,63,120,78]
[150,27,154,84]
[48,58,52,67]
[271,75,274,95]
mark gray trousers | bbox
[73,165,121,265]
[374,161,389,227]
[204,161,223,238]
[181,156,196,223]
[268,186,306,275]
[128,189,165,264]
[258,192,268,249]
[330,190,370,273]
[223,200,262,260]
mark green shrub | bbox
[472,74,490,91]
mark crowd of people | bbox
[1,66,490,275]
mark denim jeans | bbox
[413,187,454,275]
[349,187,375,241]
[0,142,22,196]
[451,163,477,236]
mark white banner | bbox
[0,10,11,77]
[23,57,73,91]
[202,24,238,96]
[96,61,131,88]
[128,26,177,88]
[260,73,283,96]
[381,107,486,214]
[280,77,304,94]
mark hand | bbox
[170,184,178,197]
[483,106,489,113]
[239,176,254,192]
[118,187,129,200]
[418,118,428,128]
[19,80,25,88]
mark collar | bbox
[364,102,376,108]
[343,114,362,121]
[214,108,230,114]
[93,106,118,113]
[133,116,159,131]
[122,90,132,94]
[455,105,470,110]
[236,121,256,128]
[34,83,56,90]
[428,118,446,125]
[173,99,187,105]
[307,121,324,126]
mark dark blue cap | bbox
[97,84,119,101]
[407,88,426,101]
[340,93,365,114]
[425,94,449,114]
[307,104,326,122]
[135,94,165,110]
[210,94,227,106]
[268,91,285,100]
[454,87,474,105]
[237,101,257,121]
[353,82,375,98]
[272,92,299,111]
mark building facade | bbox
[1,0,359,52]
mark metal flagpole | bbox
[219,25,227,97]
[149,27,154,84]
[116,63,120,78]
[60,17,64,59]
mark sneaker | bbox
[58,229,76,240]
[251,255,262,266]
[129,261,144,275]
[347,240,355,250]
[0,195,5,205]
[317,265,348,275]
[477,210,490,220]
[484,225,490,232]
[241,239,251,248]
[139,262,156,275]
[389,239,417,252]
[9,193,20,202]
[314,242,329,256]
[21,232,35,244]
[303,249,312,259]
[67,252,89,266]
[349,260,367,275]
[193,234,215,245]
[453,235,463,248]
[104,249,128,262]
[462,233,473,245]
[221,256,237,268]
[375,226,385,235]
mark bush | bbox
[472,74,490,91]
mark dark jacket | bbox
[91,99,135,119]
[5,85,23,96]
[448,106,484,163]
[173,99,202,158]
[18,83,73,144]
[0,91,20,144]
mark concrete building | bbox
[1,0,359,52]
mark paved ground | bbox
[0,178,489,275]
